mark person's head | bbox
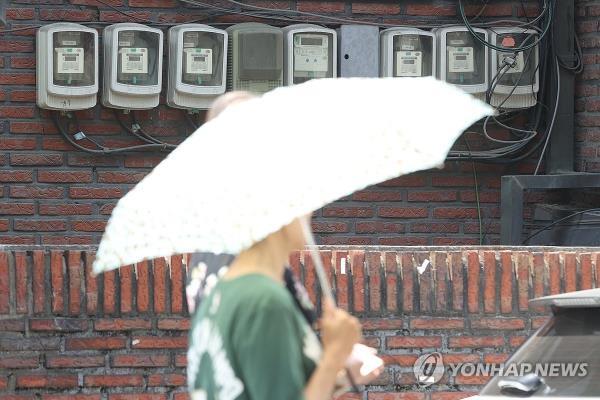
[206,91,257,122]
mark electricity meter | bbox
[282,24,336,85]
[226,23,283,94]
[380,28,436,78]
[489,28,539,109]
[36,23,98,110]
[102,23,163,110]
[167,24,227,110]
[435,26,488,99]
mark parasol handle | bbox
[299,217,335,303]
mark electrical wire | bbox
[463,138,484,245]
[458,0,553,52]
[522,208,600,244]
[130,111,179,148]
[534,57,560,175]
[52,111,173,153]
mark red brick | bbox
[449,336,503,348]
[0,106,35,118]
[148,373,186,387]
[353,3,400,15]
[14,220,67,231]
[6,8,35,19]
[0,318,26,331]
[509,336,527,347]
[11,56,36,68]
[132,336,188,349]
[129,0,176,6]
[431,392,478,400]
[407,191,457,202]
[32,250,46,314]
[564,252,577,292]
[0,220,7,231]
[72,220,107,232]
[30,318,87,332]
[153,258,168,314]
[0,356,39,369]
[85,375,144,387]
[10,185,65,199]
[516,252,530,311]
[97,171,148,183]
[50,251,65,313]
[410,317,464,330]
[0,253,8,313]
[40,9,96,21]
[14,252,28,313]
[302,250,317,305]
[352,190,402,202]
[433,207,478,218]
[0,170,33,182]
[111,354,170,368]
[70,187,125,199]
[322,206,374,218]
[411,223,459,233]
[0,73,35,85]
[500,251,513,313]
[136,260,150,313]
[46,355,104,368]
[0,41,33,53]
[103,270,116,314]
[119,265,134,313]
[483,251,496,313]
[311,222,349,233]
[466,251,480,313]
[124,154,165,168]
[109,395,167,400]
[0,137,36,150]
[65,337,127,350]
[361,318,402,330]
[43,396,101,400]
[349,251,366,312]
[378,207,428,218]
[296,1,344,12]
[38,171,92,183]
[10,90,37,102]
[406,4,456,15]
[16,374,78,389]
[471,317,526,330]
[170,255,185,314]
[10,153,62,166]
[95,318,151,331]
[355,221,404,234]
[580,253,594,290]
[158,318,190,330]
[70,0,123,5]
[39,204,93,215]
[386,336,441,349]
[85,252,98,314]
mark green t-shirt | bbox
[187,273,322,400]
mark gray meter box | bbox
[337,25,379,77]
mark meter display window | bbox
[392,34,433,77]
[445,31,486,85]
[292,32,333,84]
[494,32,538,88]
[238,32,282,80]
[181,31,224,87]
[52,30,95,87]
[117,30,160,86]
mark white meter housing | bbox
[226,23,283,94]
[489,28,539,109]
[102,23,163,110]
[167,24,227,110]
[380,28,436,78]
[282,24,336,85]
[435,26,488,99]
[37,23,98,110]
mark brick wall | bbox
[1,246,599,399]
[0,0,597,246]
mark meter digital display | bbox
[52,30,95,87]
[116,30,159,85]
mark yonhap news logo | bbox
[413,352,589,387]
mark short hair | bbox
[206,91,257,122]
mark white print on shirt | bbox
[187,317,244,400]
